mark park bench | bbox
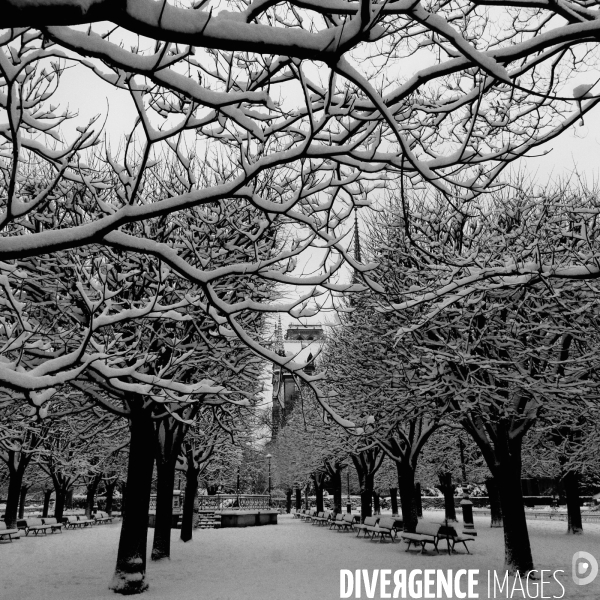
[330,512,356,532]
[21,517,55,536]
[365,516,398,543]
[292,509,303,519]
[64,515,93,529]
[0,521,20,542]
[329,513,344,529]
[41,517,63,533]
[94,511,113,525]
[312,511,331,526]
[301,509,317,522]
[439,528,475,554]
[354,516,379,537]
[401,522,443,554]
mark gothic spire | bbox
[353,208,362,263]
[273,315,285,356]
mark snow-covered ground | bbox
[2,511,599,600]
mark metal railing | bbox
[473,508,600,523]
[197,494,271,511]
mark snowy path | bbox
[1,512,599,600]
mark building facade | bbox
[271,323,325,441]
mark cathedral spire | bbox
[353,208,362,263]
[273,315,285,356]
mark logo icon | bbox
[572,551,598,586]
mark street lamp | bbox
[266,454,272,507]
[346,468,351,513]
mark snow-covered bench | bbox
[365,516,398,543]
[329,513,344,529]
[0,521,20,542]
[448,531,476,554]
[401,522,443,554]
[94,511,113,525]
[292,509,303,519]
[301,509,317,522]
[21,518,55,536]
[312,511,331,526]
[64,515,93,529]
[330,512,355,532]
[354,516,379,537]
[41,517,63,533]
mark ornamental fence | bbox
[197,494,271,511]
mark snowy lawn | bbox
[1,511,599,600]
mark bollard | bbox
[460,495,476,534]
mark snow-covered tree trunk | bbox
[105,481,117,517]
[110,408,155,595]
[151,458,178,561]
[54,487,67,521]
[396,464,418,533]
[415,482,423,518]
[4,466,25,528]
[564,471,583,535]
[85,473,103,519]
[494,457,534,575]
[331,470,342,515]
[180,461,200,543]
[438,472,457,522]
[18,483,31,519]
[42,489,52,518]
[485,478,503,528]
[313,472,325,513]
[372,490,381,515]
[389,488,398,516]
[359,473,374,521]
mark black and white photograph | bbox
[1,1,600,598]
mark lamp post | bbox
[346,469,351,513]
[266,454,272,507]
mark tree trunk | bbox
[332,470,342,515]
[390,488,398,516]
[485,477,503,528]
[119,482,127,518]
[3,466,25,528]
[304,485,309,510]
[110,409,155,595]
[397,464,418,533]
[85,474,102,519]
[359,473,374,522]
[564,470,583,534]
[285,490,292,513]
[18,483,29,518]
[372,490,381,515]
[438,472,457,521]
[494,459,534,574]
[295,488,301,511]
[105,481,117,516]
[415,482,423,518]
[54,488,66,521]
[42,489,52,518]
[180,465,199,543]
[314,477,324,513]
[151,458,177,561]
[65,488,73,510]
